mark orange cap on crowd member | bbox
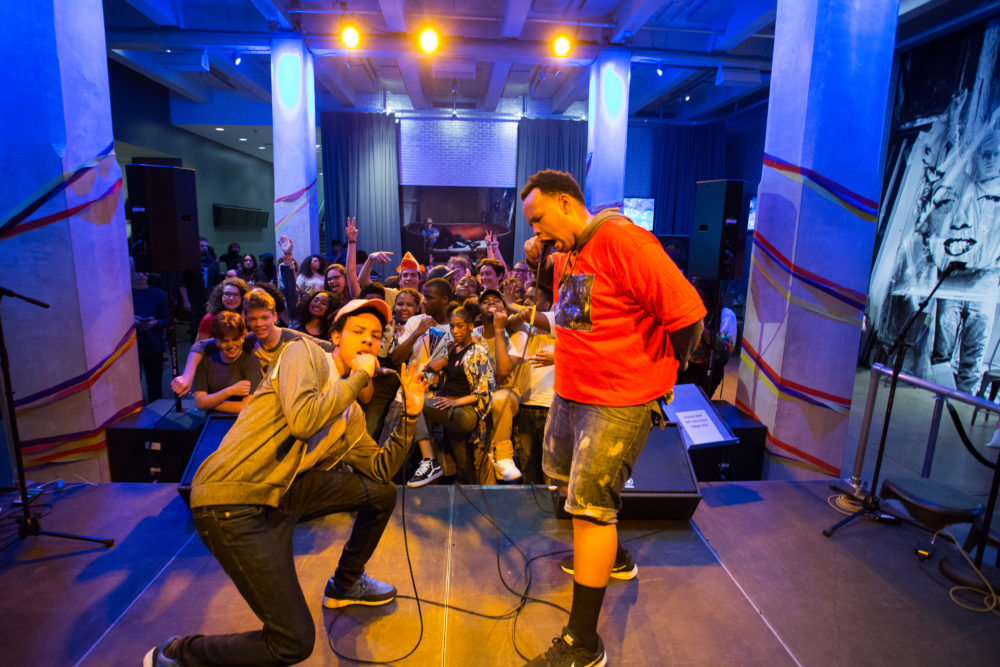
[397,252,424,274]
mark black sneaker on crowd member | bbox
[406,458,443,487]
[322,572,396,609]
[559,548,637,580]
[527,627,606,667]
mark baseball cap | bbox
[334,298,391,326]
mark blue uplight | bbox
[277,52,302,110]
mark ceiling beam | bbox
[109,49,210,103]
[612,0,669,44]
[248,0,293,30]
[676,77,770,120]
[714,0,776,51]
[550,68,589,114]
[629,66,695,113]
[122,0,180,27]
[480,61,511,112]
[106,30,773,71]
[314,60,357,107]
[397,55,430,109]
[377,0,407,32]
[502,0,532,39]
[207,53,271,103]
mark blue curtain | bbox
[513,118,588,256]
[320,112,401,262]
[651,122,726,235]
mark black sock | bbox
[615,543,627,564]
[566,581,606,653]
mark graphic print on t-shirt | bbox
[555,273,594,331]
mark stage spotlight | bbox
[419,28,439,54]
[656,66,663,76]
[342,25,360,49]
[232,50,241,66]
[553,35,571,57]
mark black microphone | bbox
[538,240,554,266]
[945,261,967,274]
[373,367,398,376]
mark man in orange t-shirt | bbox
[521,170,704,667]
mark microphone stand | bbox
[0,285,114,550]
[824,262,963,537]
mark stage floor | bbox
[1,481,998,666]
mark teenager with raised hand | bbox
[145,298,428,667]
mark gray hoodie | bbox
[190,337,412,508]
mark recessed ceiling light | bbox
[239,137,247,142]
[215,127,224,132]
[259,146,267,150]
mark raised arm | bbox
[345,217,361,298]
[485,230,509,275]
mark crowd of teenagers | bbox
[140,169,728,667]
[132,218,564,486]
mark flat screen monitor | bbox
[623,197,655,231]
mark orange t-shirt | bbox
[552,217,706,406]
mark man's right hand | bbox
[349,353,378,378]
[523,236,543,266]
[369,251,393,264]
[171,375,192,395]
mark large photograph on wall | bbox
[399,185,517,267]
[868,17,1000,395]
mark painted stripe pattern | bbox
[762,153,879,222]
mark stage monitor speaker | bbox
[127,164,200,274]
[178,414,237,506]
[688,179,746,280]
[106,400,206,483]
[557,423,701,521]
[687,401,767,481]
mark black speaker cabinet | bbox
[688,179,747,280]
[106,400,206,483]
[686,401,767,481]
[178,414,237,506]
[127,164,200,273]
[556,423,702,521]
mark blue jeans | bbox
[173,469,397,666]
[932,298,990,394]
[542,394,654,524]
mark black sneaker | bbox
[322,573,396,608]
[559,548,637,580]
[526,627,606,666]
[143,636,183,666]
[407,458,443,487]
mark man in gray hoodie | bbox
[145,299,428,667]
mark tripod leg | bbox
[37,530,114,548]
[824,506,867,537]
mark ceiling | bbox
[103,0,984,161]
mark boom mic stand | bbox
[0,285,113,550]
[824,261,965,538]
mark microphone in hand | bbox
[944,261,967,274]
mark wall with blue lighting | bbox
[108,61,275,259]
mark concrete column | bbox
[0,1,139,475]
[270,38,320,255]
[585,48,631,213]
[736,0,899,479]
